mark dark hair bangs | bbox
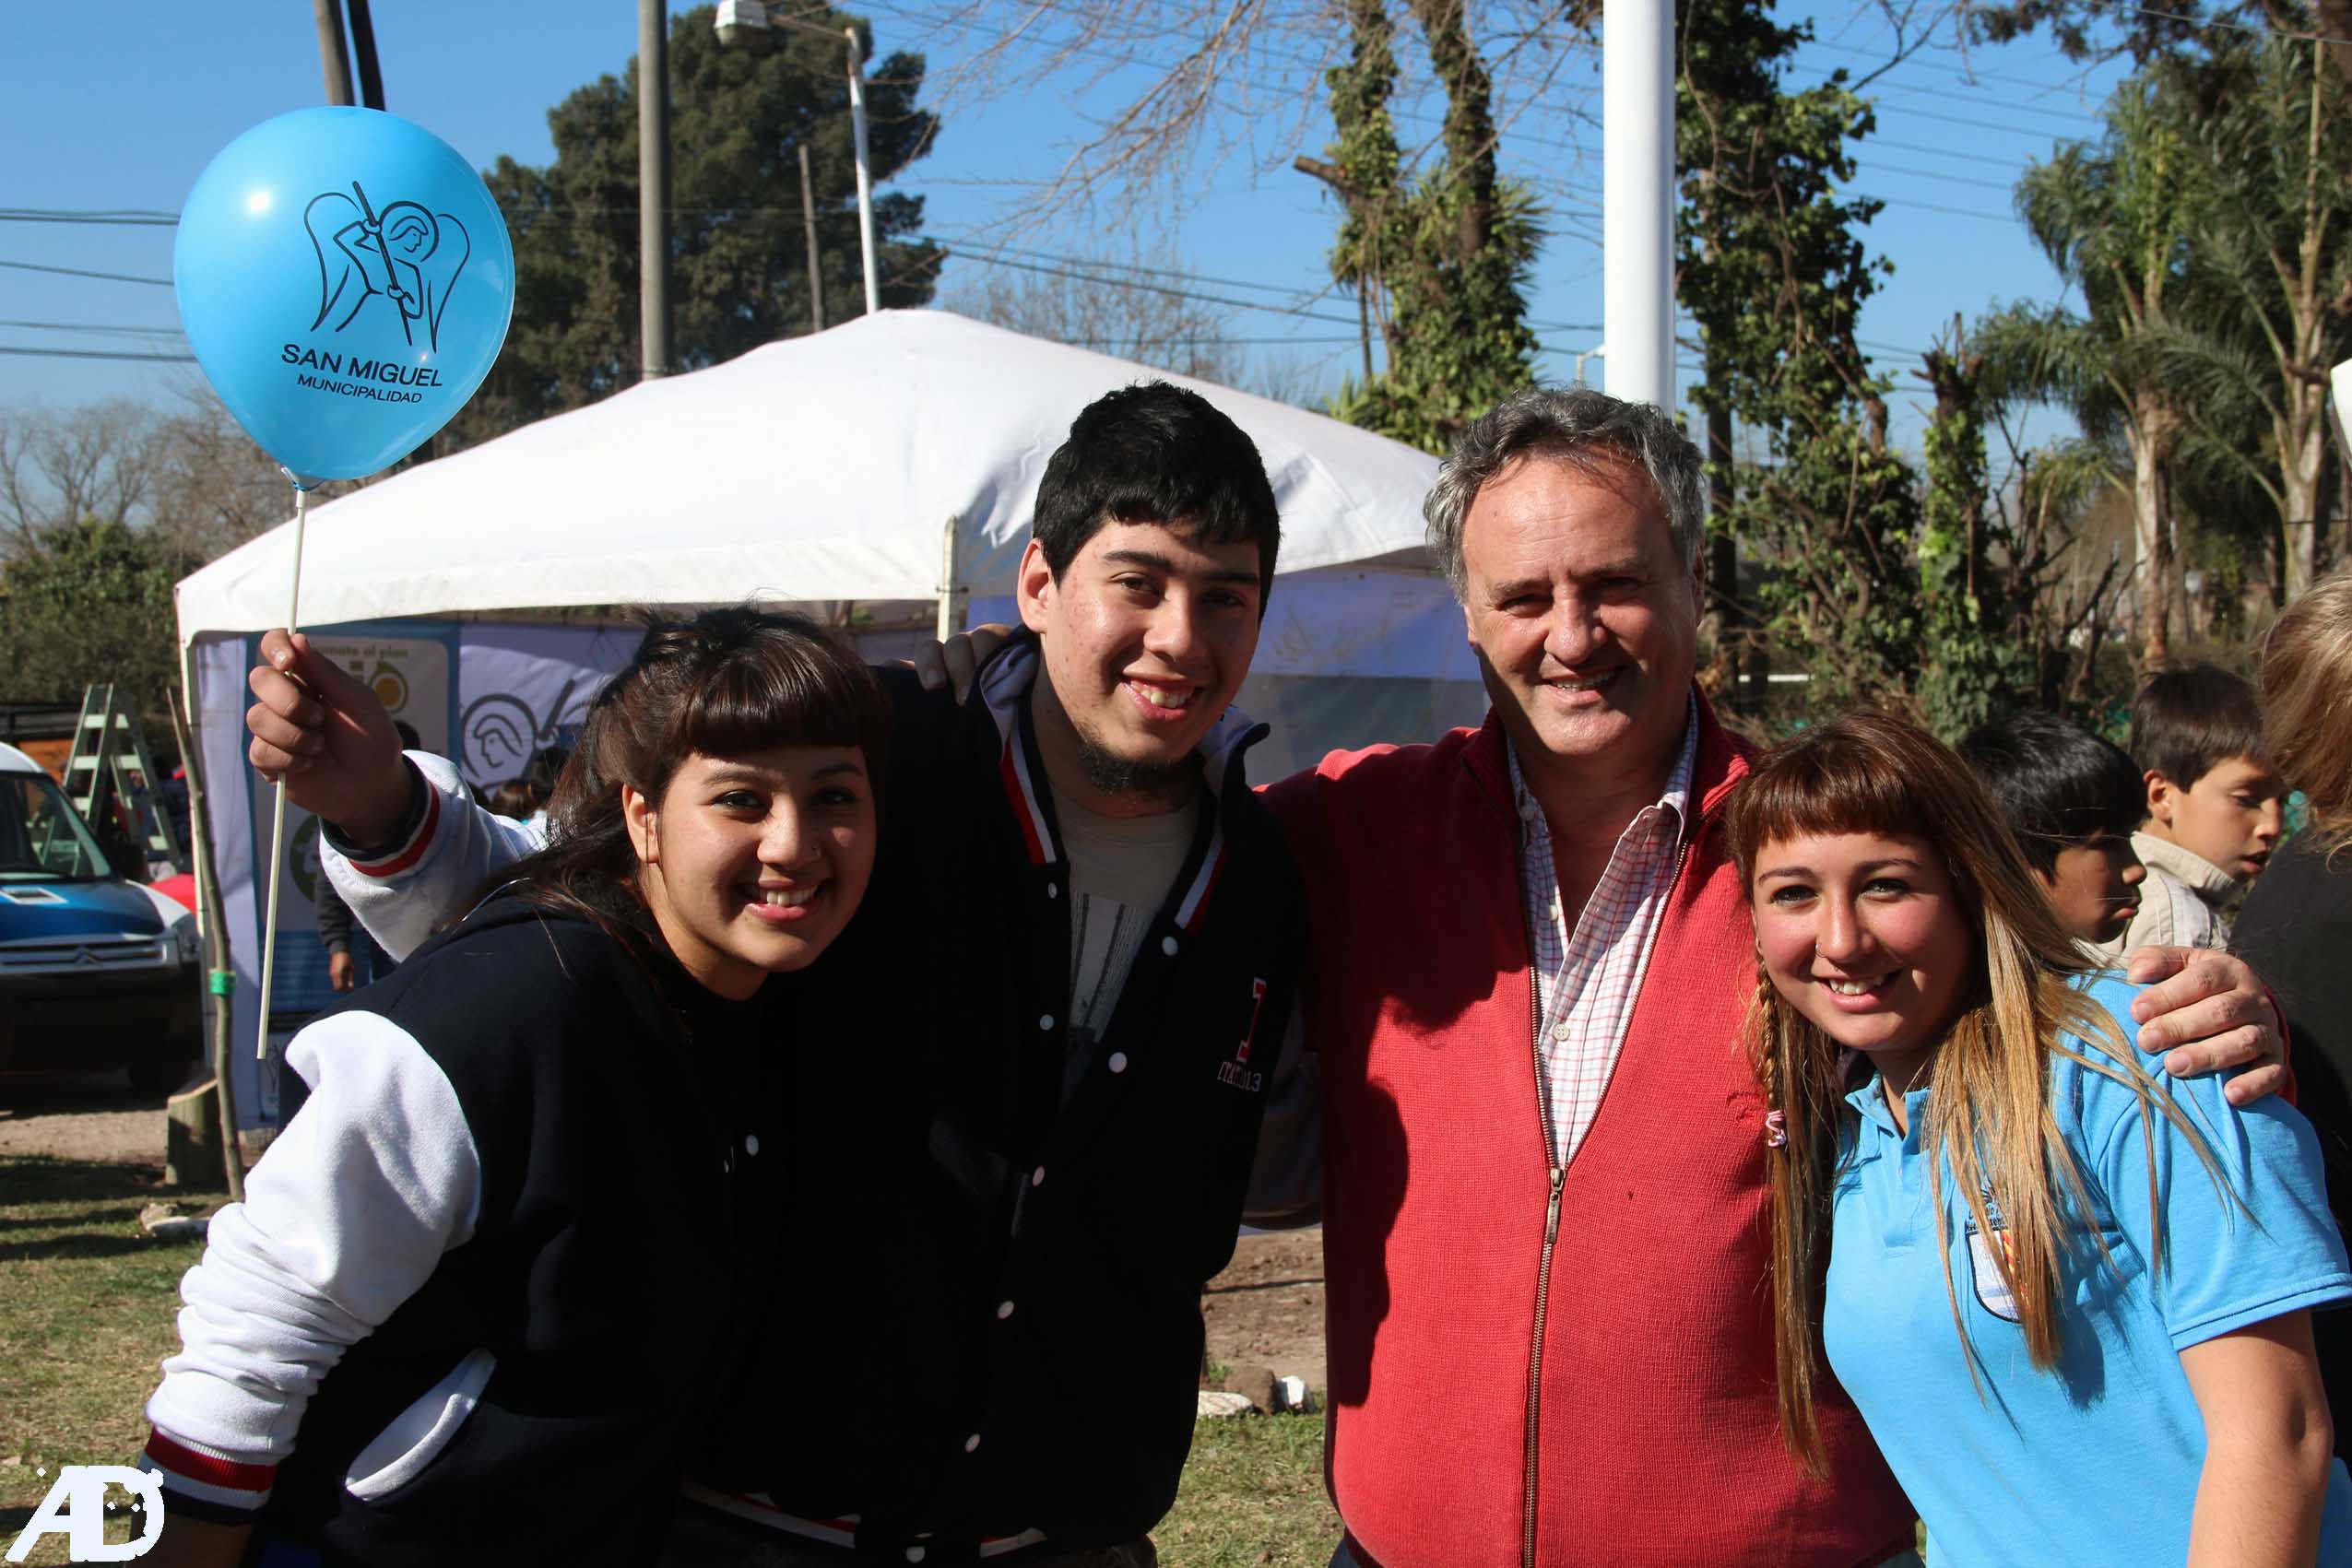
[1729,724,1930,881]
[670,640,891,771]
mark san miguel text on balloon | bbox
[278,346,446,385]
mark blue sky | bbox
[1,2,2127,457]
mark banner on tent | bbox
[241,628,457,1117]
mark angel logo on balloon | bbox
[304,180,471,351]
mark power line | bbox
[936,244,1365,324]
[0,257,173,287]
[0,209,177,227]
[1871,135,2038,171]
[1861,192,2024,224]
[1857,159,2017,193]
[2122,3,2352,44]
[1784,62,2105,128]
[0,318,184,336]
[1804,38,2110,98]
[0,345,195,362]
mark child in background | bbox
[1959,710,2147,951]
[2112,664,2287,953]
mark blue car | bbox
[0,742,201,1096]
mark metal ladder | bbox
[64,684,185,876]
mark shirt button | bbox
[1518,796,1539,821]
[1162,935,1178,957]
[1038,1014,1056,1032]
[1107,1052,1129,1074]
[905,1550,926,1564]
[1031,1166,1046,1186]
[1550,1020,1571,1042]
[964,1432,982,1453]
[996,1300,1016,1319]
[1046,882,1058,900]
[744,1135,761,1156]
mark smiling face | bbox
[1749,830,1976,1091]
[623,744,878,999]
[1458,453,1701,796]
[2147,753,2287,880]
[2037,831,2145,945]
[1017,519,1264,815]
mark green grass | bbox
[1160,1414,1338,1566]
[0,1155,216,1564]
[0,1153,1339,1565]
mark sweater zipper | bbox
[1519,830,1564,1568]
[1513,819,1698,1568]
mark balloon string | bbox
[254,485,311,1062]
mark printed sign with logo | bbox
[243,631,455,1110]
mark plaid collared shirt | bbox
[1507,702,1698,1169]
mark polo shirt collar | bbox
[1842,1062,1930,1143]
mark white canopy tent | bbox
[175,310,1485,1124]
[179,310,1453,632]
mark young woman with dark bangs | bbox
[1731,711,2352,1567]
[136,607,889,1568]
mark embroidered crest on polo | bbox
[1216,977,1270,1092]
[1967,1220,2023,1323]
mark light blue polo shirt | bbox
[1822,976,2352,1566]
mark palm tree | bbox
[2152,37,2352,603]
[1979,84,2202,668]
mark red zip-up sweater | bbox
[1262,694,1912,1568]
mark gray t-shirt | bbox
[1052,784,1199,1096]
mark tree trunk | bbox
[2281,409,2323,601]
[2131,405,2175,669]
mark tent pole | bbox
[936,515,962,644]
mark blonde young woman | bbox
[1730,711,2352,1567]
[2239,565,2352,1454]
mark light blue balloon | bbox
[175,107,514,486]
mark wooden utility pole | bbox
[346,0,385,109]
[799,143,826,333]
[640,0,673,379]
[313,0,355,105]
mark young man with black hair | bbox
[1958,710,2149,949]
[230,382,1306,1568]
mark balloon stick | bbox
[254,482,312,1061]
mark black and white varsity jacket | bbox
[142,896,773,1566]
[316,633,1310,1563]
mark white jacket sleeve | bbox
[318,750,548,961]
[143,1010,481,1500]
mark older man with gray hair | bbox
[1252,385,2285,1567]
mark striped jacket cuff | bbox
[142,1429,275,1517]
[341,772,442,879]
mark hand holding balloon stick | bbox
[174,107,513,1060]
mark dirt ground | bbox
[0,1071,178,1166]
[0,1070,1331,1397]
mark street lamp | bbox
[715,0,882,316]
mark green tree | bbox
[443,4,941,449]
[1301,0,1543,453]
[1673,0,1921,715]
[1977,82,2203,668]
[0,520,194,741]
[2152,37,2352,600]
